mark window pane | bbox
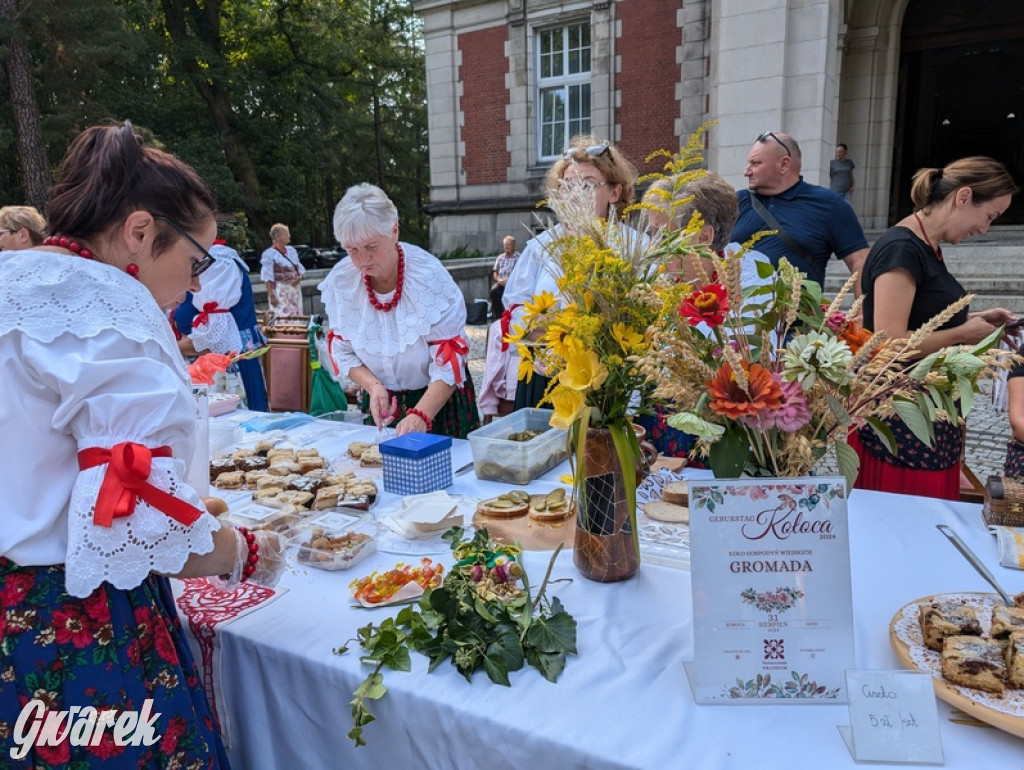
[540,28,563,79]
[568,83,591,138]
[541,88,566,157]
[568,23,591,75]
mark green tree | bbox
[0,0,429,251]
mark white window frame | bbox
[536,21,592,162]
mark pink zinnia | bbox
[742,376,812,432]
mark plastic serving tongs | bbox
[935,524,1014,606]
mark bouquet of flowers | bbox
[637,253,1012,487]
[505,175,664,551]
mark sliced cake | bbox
[941,635,1006,694]
[920,600,983,652]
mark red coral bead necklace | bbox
[43,235,96,261]
[44,234,142,277]
[365,243,404,312]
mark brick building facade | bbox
[414,0,1024,253]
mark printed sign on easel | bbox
[684,477,855,704]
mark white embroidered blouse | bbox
[0,249,220,598]
[186,243,244,354]
[317,243,468,391]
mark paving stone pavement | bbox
[464,324,1012,482]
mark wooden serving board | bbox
[472,510,575,551]
[888,592,1024,739]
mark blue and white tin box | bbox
[379,432,453,495]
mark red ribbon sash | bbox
[499,304,521,352]
[325,330,346,375]
[193,302,229,328]
[428,336,469,387]
[78,443,202,528]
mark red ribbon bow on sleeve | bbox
[428,336,470,387]
[78,443,203,528]
[325,330,346,375]
[193,302,229,328]
[499,304,521,352]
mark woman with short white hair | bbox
[260,222,305,316]
[318,183,479,437]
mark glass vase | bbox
[573,425,640,582]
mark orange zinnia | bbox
[706,362,784,420]
[839,321,873,355]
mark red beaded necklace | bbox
[43,235,96,261]
[364,243,405,312]
[44,234,141,277]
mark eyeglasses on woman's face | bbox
[757,131,791,157]
[155,216,215,277]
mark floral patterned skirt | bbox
[1004,438,1024,479]
[634,408,699,460]
[0,559,229,769]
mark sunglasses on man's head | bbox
[757,131,792,157]
[155,216,216,277]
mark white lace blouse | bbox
[317,243,468,391]
[186,244,244,354]
[0,249,220,597]
[259,245,305,283]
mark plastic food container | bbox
[466,408,569,485]
[226,503,303,538]
[316,410,368,424]
[379,432,453,495]
[290,513,377,571]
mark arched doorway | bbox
[892,0,1024,223]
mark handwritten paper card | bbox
[840,670,943,764]
[686,477,855,704]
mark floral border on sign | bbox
[692,482,842,514]
[724,671,840,699]
[740,586,805,614]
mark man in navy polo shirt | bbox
[731,131,868,290]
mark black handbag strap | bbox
[748,194,815,276]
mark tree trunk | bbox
[0,0,52,210]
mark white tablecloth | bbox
[191,418,1024,768]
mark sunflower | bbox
[522,290,558,321]
[706,361,784,420]
[611,322,645,354]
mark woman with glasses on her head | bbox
[319,183,480,438]
[851,156,1018,500]
[503,135,640,409]
[0,205,46,250]
[0,122,284,767]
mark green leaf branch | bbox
[335,527,577,746]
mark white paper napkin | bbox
[989,525,1024,570]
